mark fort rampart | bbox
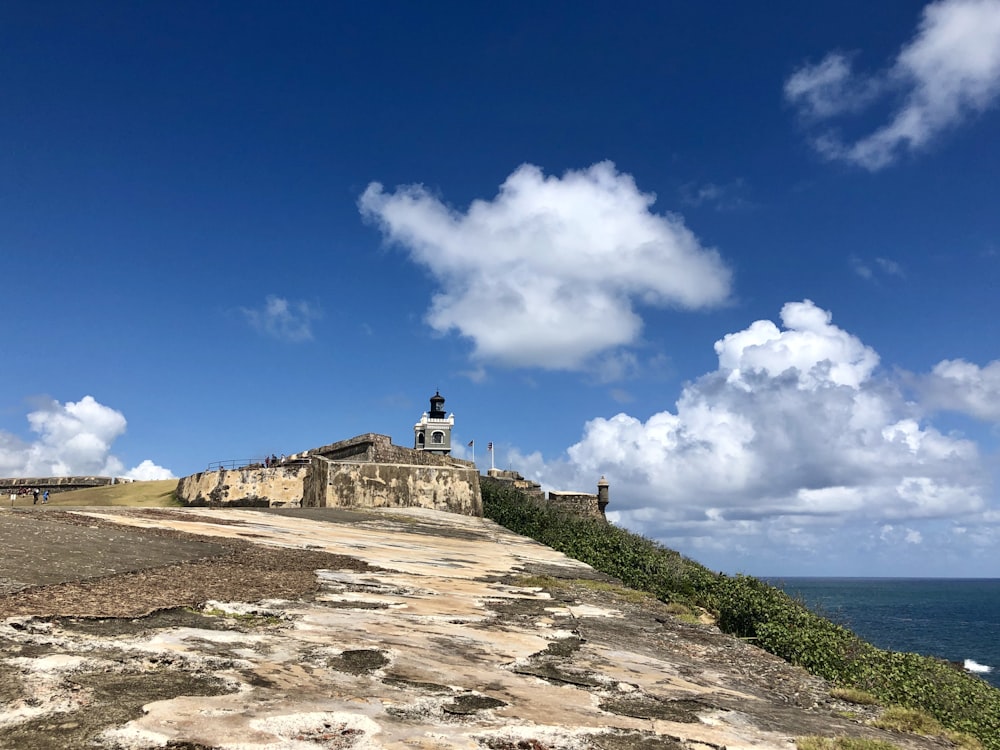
[177,433,481,515]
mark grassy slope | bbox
[35,479,180,507]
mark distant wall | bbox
[484,469,544,497]
[481,473,608,523]
[546,491,606,522]
[176,465,309,507]
[0,476,123,493]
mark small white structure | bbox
[414,391,454,455]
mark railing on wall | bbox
[207,459,265,471]
[207,457,311,472]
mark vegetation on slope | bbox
[42,479,180,507]
[481,479,1000,749]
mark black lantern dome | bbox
[428,391,446,419]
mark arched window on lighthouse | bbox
[431,431,444,445]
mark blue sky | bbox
[2,1,999,577]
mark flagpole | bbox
[489,442,495,471]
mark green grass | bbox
[480,478,1000,750]
[796,739,901,750]
[871,707,983,749]
[33,479,180,507]
[830,687,878,706]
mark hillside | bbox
[42,479,179,507]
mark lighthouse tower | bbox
[414,391,454,455]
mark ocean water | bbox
[766,578,1000,691]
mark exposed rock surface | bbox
[0,507,947,749]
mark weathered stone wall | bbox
[177,454,479,515]
[176,465,309,507]
[178,433,479,514]
[547,491,606,522]
[301,456,328,508]
[315,458,482,515]
[307,433,473,469]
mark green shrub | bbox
[830,687,878,705]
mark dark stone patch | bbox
[1,670,231,750]
[0,662,22,704]
[0,512,229,590]
[482,733,686,750]
[328,649,389,675]
[516,562,618,583]
[57,607,230,636]
[243,671,279,689]
[599,694,708,722]
[383,676,453,693]
[533,635,584,658]
[590,730,688,750]
[0,638,58,659]
[318,600,389,610]
[513,662,603,688]
[288,721,363,746]
[443,694,507,715]
[482,596,560,623]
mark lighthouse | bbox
[414,391,454,455]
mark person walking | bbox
[42,490,49,504]
[32,488,39,505]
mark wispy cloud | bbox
[360,161,732,372]
[240,295,321,342]
[786,0,1000,170]
[851,255,905,281]
[679,179,752,211]
[0,396,174,479]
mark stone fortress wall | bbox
[175,463,310,508]
[176,433,482,516]
[175,434,606,522]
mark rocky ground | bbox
[0,506,955,750]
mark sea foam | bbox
[964,659,993,674]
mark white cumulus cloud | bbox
[514,300,991,573]
[786,0,1000,170]
[0,396,175,479]
[359,161,732,370]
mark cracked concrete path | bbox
[0,507,944,750]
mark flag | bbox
[488,442,493,451]
[467,440,474,447]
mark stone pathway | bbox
[0,507,946,750]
